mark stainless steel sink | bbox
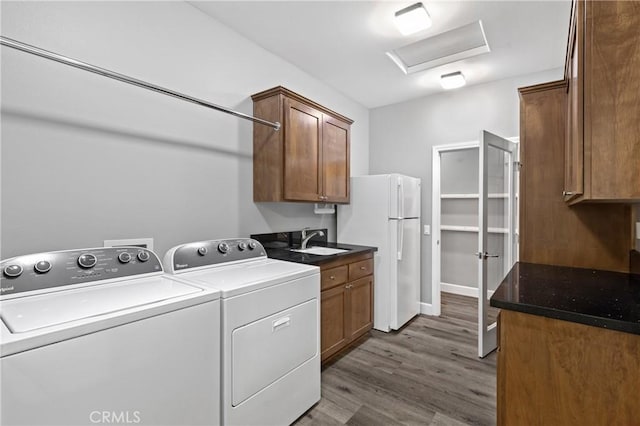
[289,246,349,256]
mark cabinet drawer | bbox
[321,266,348,291]
[349,258,373,281]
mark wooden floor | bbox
[295,293,497,426]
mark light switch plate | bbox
[424,225,430,235]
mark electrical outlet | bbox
[104,238,154,251]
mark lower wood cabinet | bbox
[497,310,640,425]
[320,252,373,363]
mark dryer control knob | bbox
[197,247,208,256]
[137,251,150,262]
[78,253,97,269]
[218,243,230,254]
[248,241,258,250]
[118,252,132,264]
[34,260,52,274]
[237,242,247,251]
[3,264,23,278]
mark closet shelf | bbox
[441,225,508,234]
[440,193,511,199]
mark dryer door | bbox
[231,298,318,406]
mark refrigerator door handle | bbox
[397,220,404,260]
[393,178,402,219]
[399,178,405,219]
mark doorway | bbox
[431,133,519,357]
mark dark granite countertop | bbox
[263,242,377,266]
[490,262,640,335]
[251,229,377,266]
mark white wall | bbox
[0,1,369,259]
[369,68,562,304]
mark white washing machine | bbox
[0,246,221,426]
[164,238,320,426]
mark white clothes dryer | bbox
[164,238,320,426]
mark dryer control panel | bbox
[168,238,266,273]
[0,247,162,297]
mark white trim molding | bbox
[420,302,437,316]
[441,282,495,299]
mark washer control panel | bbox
[0,247,162,297]
[170,238,266,272]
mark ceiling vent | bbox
[386,20,490,74]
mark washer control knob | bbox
[248,241,258,250]
[237,242,247,251]
[137,251,150,262]
[34,260,52,274]
[197,246,208,256]
[118,252,132,264]
[78,253,97,269]
[3,264,23,278]
[218,242,230,254]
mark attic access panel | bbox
[387,20,490,74]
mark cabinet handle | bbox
[562,191,574,196]
[360,266,366,270]
[330,275,335,280]
[345,284,352,289]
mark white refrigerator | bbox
[338,174,421,332]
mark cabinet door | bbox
[283,98,322,201]
[320,285,349,362]
[348,276,373,340]
[564,0,584,202]
[585,0,640,201]
[322,115,350,203]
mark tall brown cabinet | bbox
[519,0,637,272]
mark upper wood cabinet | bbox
[564,0,640,203]
[251,86,352,203]
[563,0,584,201]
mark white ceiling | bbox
[191,1,571,109]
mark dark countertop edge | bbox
[264,242,377,266]
[490,261,640,336]
[491,299,640,335]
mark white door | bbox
[477,131,517,358]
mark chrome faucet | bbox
[301,228,325,249]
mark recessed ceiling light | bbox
[440,71,466,90]
[394,3,432,36]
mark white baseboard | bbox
[420,302,436,316]
[441,282,495,299]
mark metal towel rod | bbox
[0,36,281,131]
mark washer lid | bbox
[1,276,203,333]
[178,258,319,298]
